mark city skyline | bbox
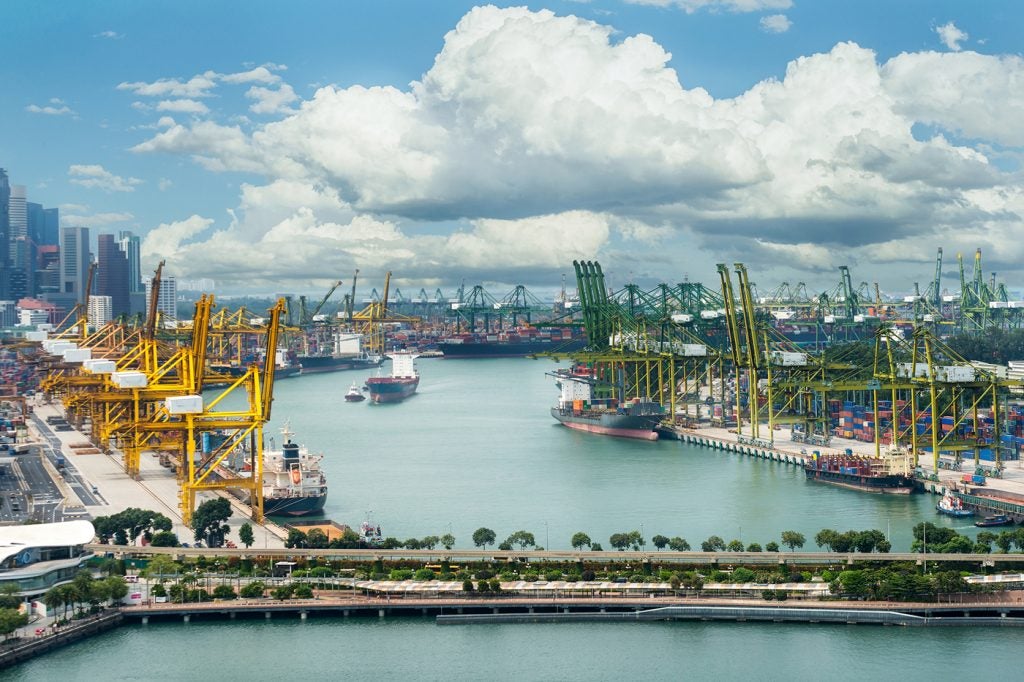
[2,1,1023,296]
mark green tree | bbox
[143,555,181,580]
[0,608,28,640]
[104,576,129,604]
[472,527,496,550]
[462,580,475,592]
[149,531,180,547]
[239,522,255,549]
[421,535,440,550]
[285,529,308,549]
[240,581,267,599]
[497,540,513,551]
[609,533,631,551]
[43,586,65,618]
[570,532,592,550]
[746,543,762,552]
[765,542,780,552]
[815,529,839,551]
[651,535,670,551]
[293,584,314,599]
[701,536,725,552]
[507,530,536,550]
[190,498,232,548]
[212,584,237,600]
[780,531,806,551]
[627,530,644,550]
[404,538,422,550]
[306,529,329,549]
[668,537,690,552]
[0,584,20,610]
[726,539,744,552]
[440,533,456,550]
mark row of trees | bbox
[832,565,967,601]
[42,571,129,620]
[469,528,814,553]
[912,523,1024,554]
[93,508,173,546]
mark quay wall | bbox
[0,611,123,668]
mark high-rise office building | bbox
[97,233,130,317]
[117,230,142,293]
[41,208,59,246]
[146,274,177,324]
[88,295,112,327]
[0,169,10,299]
[60,226,91,303]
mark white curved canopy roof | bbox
[0,520,95,565]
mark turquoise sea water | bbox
[4,358,1009,679]
[2,618,1018,681]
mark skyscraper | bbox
[97,233,130,317]
[146,274,177,324]
[117,230,142,293]
[60,226,91,303]
[42,208,59,246]
[0,169,10,299]
[7,188,31,300]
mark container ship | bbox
[439,326,586,358]
[298,331,382,374]
[549,366,663,440]
[803,449,914,494]
[366,353,419,403]
[262,423,327,516]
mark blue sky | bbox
[2,1,1022,295]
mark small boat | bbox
[344,383,366,402]
[935,491,973,517]
[975,514,1013,527]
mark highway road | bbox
[31,412,102,506]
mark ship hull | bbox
[263,494,327,517]
[276,365,301,379]
[366,376,419,403]
[550,407,661,440]
[803,468,914,494]
[298,355,382,374]
[439,338,586,358]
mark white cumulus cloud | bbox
[626,0,792,12]
[245,84,298,114]
[759,14,791,33]
[156,99,210,114]
[118,72,219,98]
[935,21,968,51]
[26,98,75,115]
[68,164,143,192]
[124,6,1024,289]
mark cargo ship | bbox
[439,327,586,358]
[803,448,914,494]
[262,423,327,516]
[298,331,382,374]
[549,366,663,440]
[366,353,419,403]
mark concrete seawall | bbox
[0,611,123,667]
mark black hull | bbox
[439,339,586,358]
[804,467,914,494]
[263,494,327,517]
[298,355,383,374]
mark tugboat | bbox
[344,383,365,402]
[975,514,1013,527]
[366,353,419,403]
[261,422,327,516]
[936,491,973,517]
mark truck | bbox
[55,454,66,470]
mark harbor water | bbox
[3,618,1021,680]
[7,357,1012,679]
[262,358,978,550]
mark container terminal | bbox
[5,249,1024,539]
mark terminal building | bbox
[0,520,95,597]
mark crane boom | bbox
[347,269,359,322]
[145,260,166,341]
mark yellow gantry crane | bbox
[351,271,419,354]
